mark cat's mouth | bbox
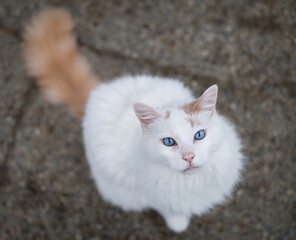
[183,166,199,173]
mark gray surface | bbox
[0,0,295,239]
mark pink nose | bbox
[182,153,195,164]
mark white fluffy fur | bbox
[83,75,243,232]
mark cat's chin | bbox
[182,166,200,175]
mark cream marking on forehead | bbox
[165,110,171,119]
[180,100,200,114]
[187,118,199,128]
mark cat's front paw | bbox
[165,215,190,233]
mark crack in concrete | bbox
[7,81,36,159]
[0,21,222,82]
[0,22,21,40]
[0,81,37,188]
[78,38,228,82]
[0,21,35,188]
[5,82,37,159]
[0,19,226,83]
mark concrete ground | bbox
[0,0,295,239]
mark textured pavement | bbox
[0,0,295,239]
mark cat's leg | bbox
[162,213,191,233]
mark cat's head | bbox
[134,85,218,174]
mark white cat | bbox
[23,8,244,232]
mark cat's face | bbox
[134,85,218,174]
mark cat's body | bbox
[84,76,243,231]
[24,8,244,232]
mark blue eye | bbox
[194,130,206,140]
[163,137,176,146]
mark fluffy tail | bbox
[23,8,99,118]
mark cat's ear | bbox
[133,103,161,126]
[182,85,218,117]
[197,84,218,114]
